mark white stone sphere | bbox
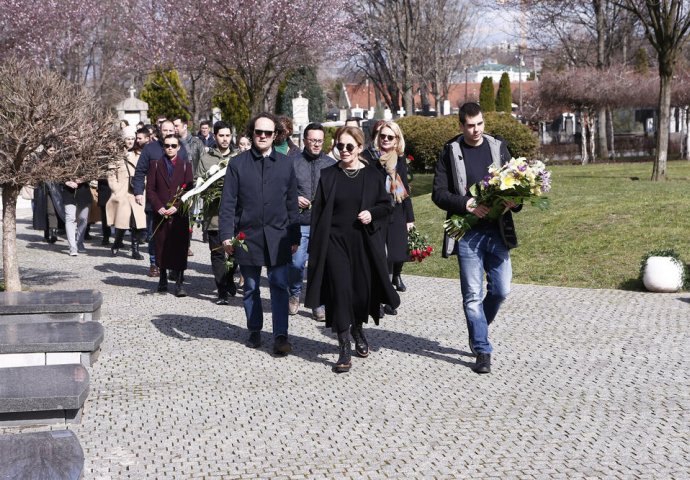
[642,256,684,293]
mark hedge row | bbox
[397,113,540,172]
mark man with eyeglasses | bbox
[132,120,189,277]
[287,123,335,321]
[219,112,300,355]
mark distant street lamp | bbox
[516,47,525,116]
[464,66,468,102]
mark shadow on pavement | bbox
[19,267,79,287]
[151,314,333,367]
[315,323,475,369]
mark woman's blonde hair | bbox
[374,121,405,156]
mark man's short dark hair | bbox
[136,128,150,137]
[345,117,361,126]
[303,122,324,138]
[200,120,211,128]
[459,102,482,125]
[172,115,189,124]
[247,112,278,134]
[213,121,231,135]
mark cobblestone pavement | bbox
[3,213,690,479]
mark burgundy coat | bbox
[146,157,193,271]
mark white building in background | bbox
[468,61,530,83]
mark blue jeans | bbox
[288,225,310,297]
[457,227,512,354]
[240,264,290,338]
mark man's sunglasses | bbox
[380,134,396,141]
[254,129,274,137]
[164,143,179,148]
[336,143,357,152]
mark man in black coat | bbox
[219,112,300,355]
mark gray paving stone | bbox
[1,215,689,478]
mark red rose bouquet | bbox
[407,226,433,262]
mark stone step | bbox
[0,430,84,480]
[0,321,104,368]
[0,289,102,324]
[0,364,89,426]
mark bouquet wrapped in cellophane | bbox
[444,157,551,241]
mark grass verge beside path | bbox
[405,161,690,290]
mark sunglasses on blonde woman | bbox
[336,143,356,152]
[380,134,396,141]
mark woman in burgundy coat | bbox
[146,134,193,296]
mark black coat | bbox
[32,183,65,231]
[218,147,300,267]
[304,165,400,323]
[362,150,415,263]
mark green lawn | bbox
[405,161,690,290]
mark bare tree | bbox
[539,66,654,163]
[620,0,690,180]
[0,59,121,291]
[499,0,641,161]
[415,0,475,116]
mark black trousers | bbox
[207,230,236,297]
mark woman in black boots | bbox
[362,121,415,311]
[305,127,400,373]
[146,134,193,297]
[107,127,147,259]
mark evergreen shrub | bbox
[398,113,539,172]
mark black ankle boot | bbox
[157,269,168,293]
[392,274,406,292]
[131,238,144,260]
[351,321,369,357]
[333,331,352,373]
[174,270,187,297]
[111,229,125,256]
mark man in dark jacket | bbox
[173,116,205,175]
[132,120,188,277]
[219,112,300,355]
[287,123,335,321]
[197,120,216,150]
[431,102,518,375]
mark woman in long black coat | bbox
[362,121,415,313]
[305,126,400,373]
[146,134,193,297]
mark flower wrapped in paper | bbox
[443,157,551,241]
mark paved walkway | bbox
[2,210,690,479]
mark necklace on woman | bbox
[342,166,361,179]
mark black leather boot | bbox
[392,274,406,292]
[157,269,168,293]
[174,270,187,297]
[111,229,125,256]
[351,321,369,358]
[333,331,352,373]
[131,237,144,260]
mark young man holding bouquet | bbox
[431,102,520,374]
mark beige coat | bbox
[106,151,147,229]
